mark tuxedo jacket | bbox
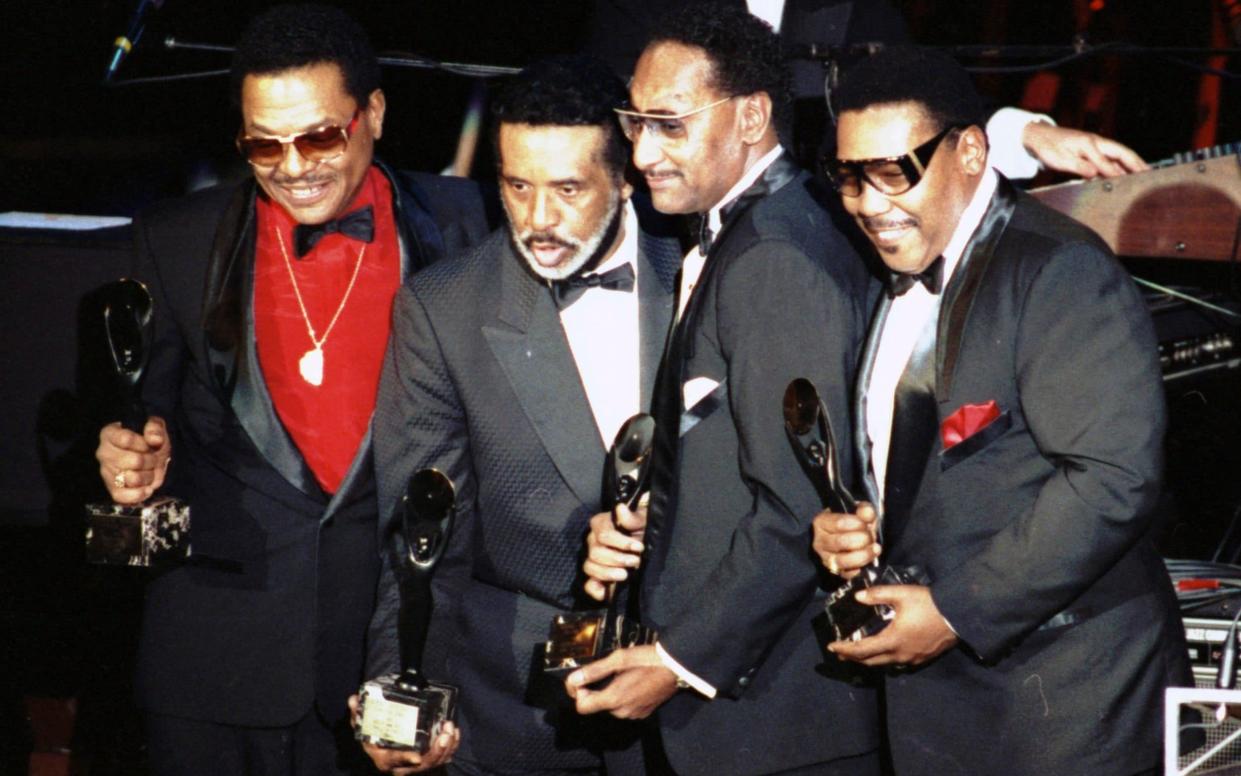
[131,163,491,728]
[640,155,880,775]
[857,178,1192,775]
[368,204,683,771]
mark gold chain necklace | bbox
[274,225,367,387]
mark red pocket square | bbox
[941,401,1001,450]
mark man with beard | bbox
[365,55,682,774]
[570,5,879,774]
[91,5,492,774]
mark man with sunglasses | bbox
[569,5,880,774]
[92,5,491,774]
[813,46,1190,775]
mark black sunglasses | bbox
[825,125,966,198]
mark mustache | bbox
[861,216,917,231]
[519,230,578,250]
[269,172,336,186]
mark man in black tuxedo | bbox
[570,6,880,774]
[92,5,491,774]
[366,56,682,774]
[813,46,1192,775]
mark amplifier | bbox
[1150,294,1241,381]
[1186,616,1241,670]
[1180,618,1241,771]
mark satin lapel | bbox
[323,427,373,521]
[481,242,607,507]
[882,297,942,543]
[220,195,325,502]
[854,297,889,510]
[380,160,447,277]
[202,183,255,399]
[638,225,681,409]
[937,177,1019,400]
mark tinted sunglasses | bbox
[613,96,734,145]
[235,109,363,167]
[826,125,965,197]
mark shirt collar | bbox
[938,166,997,288]
[706,144,786,235]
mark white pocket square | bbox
[683,376,720,411]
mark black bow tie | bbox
[553,263,636,310]
[697,214,715,256]
[293,205,375,257]
[888,256,945,297]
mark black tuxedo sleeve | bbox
[658,238,862,696]
[930,240,1165,661]
[367,282,475,677]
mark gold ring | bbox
[113,471,126,488]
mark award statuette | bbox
[543,413,658,677]
[782,379,927,645]
[85,279,190,566]
[356,469,459,753]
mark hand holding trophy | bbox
[85,279,190,566]
[355,469,459,753]
[782,379,926,645]
[543,413,658,677]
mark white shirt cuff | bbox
[655,641,717,699]
[985,107,1055,181]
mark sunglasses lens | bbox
[238,137,285,165]
[293,127,349,162]
[868,162,914,195]
[654,118,686,141]
[827,163,862,197]
[236,125,350,165]
[617,114,642,142]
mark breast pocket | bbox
[938,409,1013,472]
[679,376,728,438]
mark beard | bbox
[506,192,623,281]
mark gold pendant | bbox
[299,347,324,386]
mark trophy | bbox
[84,279,190,566]
[355,469,459,753]
[782,379,926,645]
[543,413,659,677]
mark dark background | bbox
[1,1,1237,773]
[3,0,1237,217]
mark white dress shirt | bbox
[558,202,642,447]
[676,144,787,321]
[746,0,786,31]
[865,167,998,501]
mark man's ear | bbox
[738,92,773,146]
[956,125,987,176]
[366,88,387,141]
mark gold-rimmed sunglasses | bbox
[235,108,363,167]
[613,96,734,144]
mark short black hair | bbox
[835,45,986,133]
[648,2,791,135]
[231,4,380,108]
[490,55,630,178]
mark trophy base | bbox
[820,565,929,644]
[543,611,656,677]
[356,674,457,753]
[84,496,190,566]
